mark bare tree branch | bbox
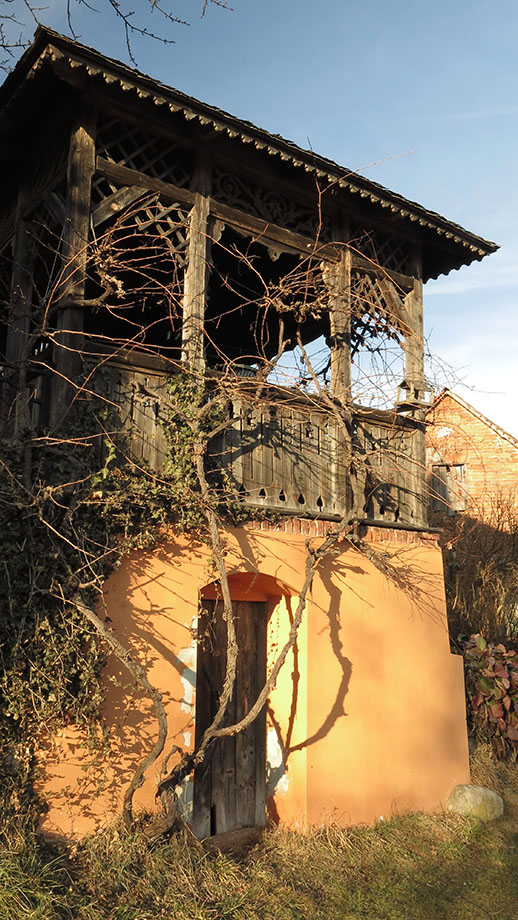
[72,595,170,829]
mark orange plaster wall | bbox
[266,593,308,828]
[37,524,469,838]
[38,547,198,837]
[304,538,468,824]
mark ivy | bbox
[0,371,257,824]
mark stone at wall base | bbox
[446,785,504,822]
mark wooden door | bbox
[193,600,267,838]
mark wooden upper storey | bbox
[0,31,497,530]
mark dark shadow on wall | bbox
[287,557,353,755]
[266,552,358,823]
[38,543,201,830]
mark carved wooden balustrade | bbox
[83,352,427,528]
[211,385,345,518]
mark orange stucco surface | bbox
[37,522,469,838]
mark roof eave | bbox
[0,27,499,277]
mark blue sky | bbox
[4,0,517,432]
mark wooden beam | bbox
[95,156,339,261]
[210,197,339,261]
[402,278,426,401]
[401,276,427,525]
[3,186,35,431]
[327,250,352,404]
[182,151,211,372]
[90,185,150,228]
[96,156,195,208]
[50,104,97,428]
[326,213,353,515]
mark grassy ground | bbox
[2,747,518,920]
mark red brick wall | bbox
[426,393,518,515]
[250,518,438,545]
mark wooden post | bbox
[325,240,352,516]
[403,277,426,405]
[50,104,96,428]
[182,152,211,374]
[328,250,352,405]
[4,186,35,433]
[402,269,427,526]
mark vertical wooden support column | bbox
[403,277,426,404]
[326,241,352,516]
[4,188,35,432]
[403,267,427,526]
[182,152,211,374]
[50,104,96,428]
[328,249,352,404]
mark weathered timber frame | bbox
[50,102,96,427]
[0,28,498,530]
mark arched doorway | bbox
[193,574,287,838]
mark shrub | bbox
[464,634,518,759]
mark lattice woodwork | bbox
[21,195,67,372]
[0,245,12,343]
[28,130,68,207]
[350,269,405,356]
[349,223,413,275]
[0,129,68,252]
[87,196,189,346]
[0,115,68,250]
[94,113,193,199]
[110,197,190,268]
[28,185,67,236]
[27,191,67,302]
[212,167,332,242]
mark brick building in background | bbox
[426,391,518,641]
[426,389,518,520]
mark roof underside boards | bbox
[0,27,498,282]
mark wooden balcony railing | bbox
[353,415,427,527]
[211,390,346,517]
[81,353,428,527]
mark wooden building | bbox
[0,29,498,839]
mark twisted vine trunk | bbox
[73,597,169,830]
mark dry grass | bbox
[2,752,518,919]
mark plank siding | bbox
[84,356,425,526]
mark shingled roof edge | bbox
[0,26,498,269]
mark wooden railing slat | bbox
[78,359,426,526]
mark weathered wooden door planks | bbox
[193,600,267,838]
